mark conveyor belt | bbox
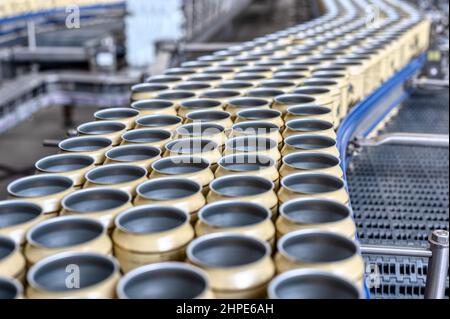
[347,92,450,299]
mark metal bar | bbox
[425,230,449,299]
[361,244,432,258]
[414,78,450,88]
[27,20,36,49]
[356,133,450,148]
[159,42,240,54]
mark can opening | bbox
[286,119,333,132]
[59,137,112,152]
[131,100,174,111]
[36,154,94,173]
[281,199,350,224]
[152,157,209,175]
[0,201,42,228]
[211,175,273,197]
[0,236,15,260]
[107,145,160,162]
[138,179,201,201]
[0,278,20,299]
[200,202,269,228]
[122,129,171,143]
[137,115,182,128]
[282,173,344,194]
[284,135,336,150]
[86,165,146,185]
[95,109,139,121]
[187,110,230,122]
[78,122,126,135]
[283,153,339,170]
[8,176,72,197]
[63,189,130,213]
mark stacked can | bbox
[0,0,431,299]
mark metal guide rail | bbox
[0,0,446,300]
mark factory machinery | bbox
[0,0,448,299]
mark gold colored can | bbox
[24,216,112,266]
[135,178,205,222]
[278,173,349,204]
[196,201,275,244]
[285,105,334,124]
[268,269,362,299]
[104,145,161,170]
[273,94,317,114]
[165,139,222,167]
[226,98,271,117]
[282,134,340,157]
[177,123,227,147]
[26,252,121,299]
[135,114,183,132]
[94,108,140,130]
[225,136,281,163]
[84,164,148,196]
[185,110,233,131]
[236,109,284,128]
[58,136,112,165]
[61,188,132,230]
[112,206,194,273]
[231,121,282,144]
[208,175,278,217]
[283,119,336,139]
[150,156,214,192]
[200,89,242,104]
[0,200,45,245]
[280,152,343,178]
[216,154,279,188]
[7,175,74,216]
[77,121,127,146]
[117,262,213,299]
[131,100,177,117]
[187,233,275,299]
[130,83,170,101]
[121,129,172,150]
[276,198,356,238]
[275,230,364,286]
[0,236,25,281]
[178,99,224,118]
[35,154,95,187]
[0,276,23,299]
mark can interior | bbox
[282,199,349,224]
[64,189,130,213]
[202,89,241,99]
[211,175,273,197]
[229,98,269,108]
[165,69,196,76]
[87,165,146,185]
[282,174,343,194]
[293,87,330,95]
[276,94,316,105]
[139,179,200,200]
[204,68,234,75]
[234,74,266,81]
[284,135,336,150]
[95,109,138,120]
[78,122,125,135]
[122,267,206,299]
[201,202,269,227]
[178,123,224,136]
[287,119,333,132]
[282,231,357,262]
[59,137,111,152]
[175,82,211,91]
[274,72,307,80]
[234,121,278,134]
[304,80,338,87]
[36,155,94,173]
[220,154,274,172]
[0,237,15,260]
[123,129,171,143]
[137,115,182,128]
[31,254,116,292]
[0,201,41,228]
[147,76,182,84]
[238,109,281,120]
[117,207,187,234]
[273,273,359,299]
[181,99,222,109]
[228,137,277,152]
[189,75,222,82]
[284,153,339,170]
[260,80,296,88]
[107,146,160,162]
[157,91,196,100]
[247,88,284,98]
[288,106,331,116]
[0,278,19,299]
[29,218,104,248]
[131,83,169,93]
[167,139,217,154]
[240,67,271,74]
[219,81,253,89]
[191,235,267,267]
[132,100,174,111]
[8,176,72,197]
[153,158,209,175]
[187,110,229,121]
